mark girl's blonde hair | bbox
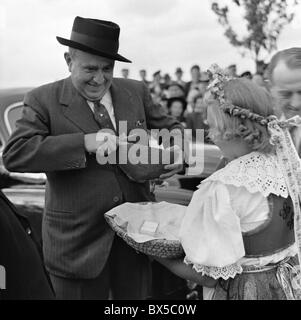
[207,78,275,153]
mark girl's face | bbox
[170,101,184,117]
[206,101,224,148]
[206,95,252,160]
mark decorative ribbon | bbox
[267,115,301,298]
[243,257,301,300]
[276,259,301,300]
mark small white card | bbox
[140,220,159,236]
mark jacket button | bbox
[113,196,119,203]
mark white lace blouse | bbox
[179,151,297,287]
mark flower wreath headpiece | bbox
[207,63,301,281]
[207,63,298,128]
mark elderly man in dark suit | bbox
[3,16,184,300]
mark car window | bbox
[2,102,46,186]
[5,103,24,135]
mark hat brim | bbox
[56,36,131,63]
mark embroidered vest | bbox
[243,195,295,258]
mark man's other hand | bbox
[159,145,184,179]
[84,131,117,154]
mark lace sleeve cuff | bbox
[184,257,243,280]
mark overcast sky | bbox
[1,0,301,88]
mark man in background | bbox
[139,69,150,86]
[174,67,186,88]
[185,65,203,113]
[121,68,129,79]
[267,47,301,156]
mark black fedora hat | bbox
[57,16,131,63]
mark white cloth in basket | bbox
[105,201,186,243]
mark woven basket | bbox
[105,214,184,259]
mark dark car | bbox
[0,88,47,242]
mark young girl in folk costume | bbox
[155,64,301,300]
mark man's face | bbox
[65,50,114,101]
[175,71,182,80]
[271,60,301,118]
[154,74,161,82]
[191,68,200,82]
[170,101,184,117]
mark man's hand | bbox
[159,145,184,179]
[159,163,183,179]
[84,133,100,153]
[84,131,117,154]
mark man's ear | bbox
[64,52,72,72]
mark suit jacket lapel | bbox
[110,80,136,134]
[60,77,100,133]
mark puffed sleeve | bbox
[179,181,245,279]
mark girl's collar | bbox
[201,151,288,198]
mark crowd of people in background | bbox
[120,63,270,143]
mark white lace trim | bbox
[201,151,288,198]
[268,119,301,277]
[184,257,243,280]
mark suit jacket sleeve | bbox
[3,92,86,173]
[142,83,184,148]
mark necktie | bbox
[93,100,115,132]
